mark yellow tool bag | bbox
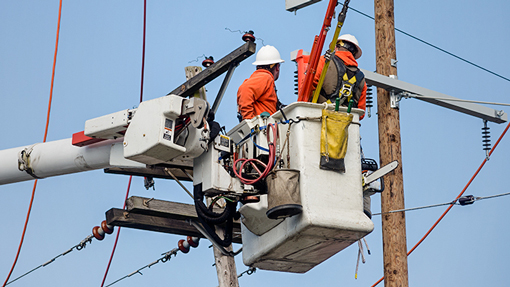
[320,109,353,172]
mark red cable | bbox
[139,0,146,104]
[372,121,510,287]
[2,1,62,286]
[233,124,277,185]
[101,1,147,285]
[100,176,132,287]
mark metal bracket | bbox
[211,62,238,115]
[391,59,398,68]
[390,91,414,109]
[390,90,401,109]
[182,97,209,128]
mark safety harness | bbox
[316,55,365,108]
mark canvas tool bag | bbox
[320,109,353,172]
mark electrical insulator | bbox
[92,226,105,240]
[365,85,373,118]
[242,30,256,42]
[294,69,299,96]
[482,120,491,159]
[92,220,114,240]
[202,56,214,68]
[101,220,114,234]
[187,236,199,248]
[178,239,190,253]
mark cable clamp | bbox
[161,248,178,263]
[76,234,94,250]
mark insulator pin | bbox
[242,30,256,42]
[202,56,214,68]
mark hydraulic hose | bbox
[194,184,232,224]
[196,203,235,248]
[233,123,277,185]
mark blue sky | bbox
[1,0,509,286]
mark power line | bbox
[105,237,200,287]
[5,234,95,286]
[373,191,510,216]
[348,6,510,83]
[372,117,510,287]
[101,1,148,284]
[105,248,179,287]
[2,2,63,286]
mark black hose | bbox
[194,184,232,224]
[196,203,235,247]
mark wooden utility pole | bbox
[205,197,239,287]
[185,70,239,287]
[212,227,239,287]
[374,0,409,286]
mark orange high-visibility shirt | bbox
[313,50,367,120]
[237,69,277,120]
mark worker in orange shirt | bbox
[237,45,284,120]
[312,34,367,120]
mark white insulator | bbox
[191,237,199,244]
[182,240,190,250]
[97,227,105,237]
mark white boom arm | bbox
[0,94,209,186]
[0,138,124,185]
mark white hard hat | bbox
[252,45,285,66]
[337,34,362,59]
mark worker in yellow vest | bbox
[312,34,367,120]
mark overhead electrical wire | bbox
[372,191,510,216]
[372,120,510,287]
[5,232,102,286]
[104,248,179,287]
[100,176,133,287]
[100,1,148,285]
[105,237,200,287]
[348,6,510,83]
[2,1,63,286]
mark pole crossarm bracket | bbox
[361,68,508,123]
